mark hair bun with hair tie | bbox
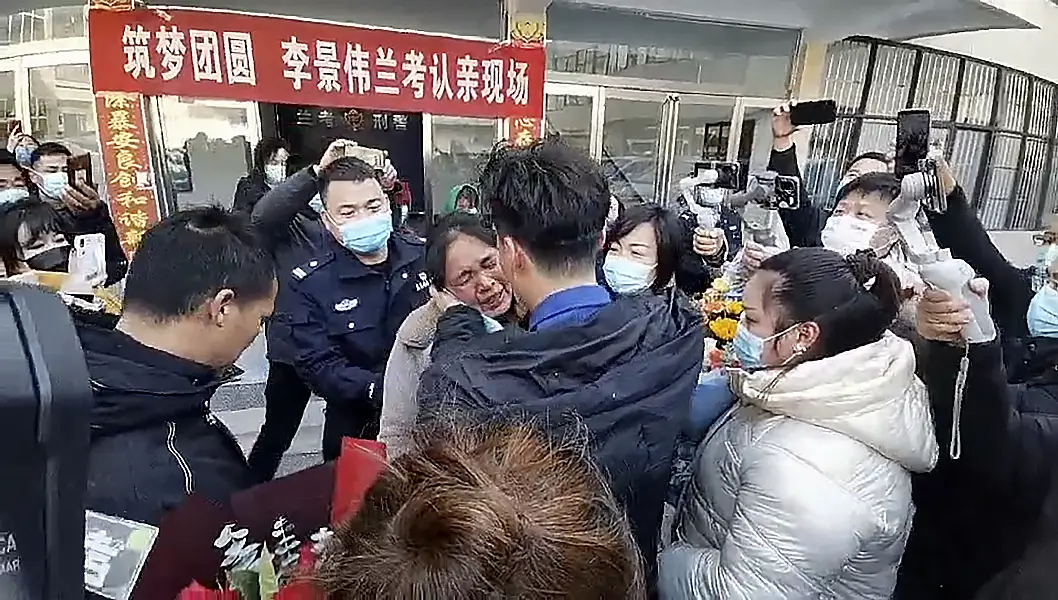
[844,250,878,287]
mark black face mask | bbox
[25,245,71,273]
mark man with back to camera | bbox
[25,141,127,285]
[274,154,428,461]
[78,207,276,525]
[416,137,704,585]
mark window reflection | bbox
[0,71,13,140]
[547,4,797,97]
[157,97,256,210]
[601,98,663,204]
[429,116,495,215]
[0,6,86,45]
[27,64,103,190]
[544,94,592,153]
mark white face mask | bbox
[264,164,286,185]
[821,215,880,256]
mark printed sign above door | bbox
[88,8,546,120]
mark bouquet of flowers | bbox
[696,278,744,370]
[175,518,329,600]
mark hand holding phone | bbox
[789,100,838,126]
[67,154,94,188]
[895,109,931,179]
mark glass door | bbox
[670,95,738,197]
[0,58,17,141]
[737,97,787,173]
[154,97,261,212]
[544,82,602,158]
[599,89,671,204]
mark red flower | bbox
[176,582,239,599]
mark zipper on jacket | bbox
[166,421,195,495]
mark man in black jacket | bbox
[25,142,127,285]
[417,138,704,585]
[81,207,275,525]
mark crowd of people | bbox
[8,102,1058,598]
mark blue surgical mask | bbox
[14,146,34,167]
[732,320,803,370]
[336,212,392,255]
[308,194,324,213]
[1028,284,1058,338]
[603,256,654,294]
[0,187,30,206]
[36,171,67,200]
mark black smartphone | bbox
[895,109,931,179]
[789,100,837,126]
[66,154,93,188]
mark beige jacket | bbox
[380,298,445,458]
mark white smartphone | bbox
[66,233,107,291]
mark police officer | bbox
[278,155,428,460]
[248,139,399,478]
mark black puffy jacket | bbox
[79,324,253,526]
[416,289,704,585]
[898,338,1058,599]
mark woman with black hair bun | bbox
[661,247,938,599]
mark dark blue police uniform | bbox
[276,230,429,460]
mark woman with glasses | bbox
[380,211,520,458]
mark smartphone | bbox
[346,145,387,170]
[895,109,931,179]
[66,154,93,188]
[789,100,838,126]
[7,119,20,133]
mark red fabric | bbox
[330,438,387,524]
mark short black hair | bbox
[835,171,902,205]
[252,137,290,173]
[758,248,901,363]
[318,157,380,202]
[123,207,276,321]
[30,142,72,166]
[0,198,64,272]
[425,211,497,289]
[479,137,609,275]
[605,202,681,293]
[845,151,889,172]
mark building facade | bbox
[0,0,1041,246]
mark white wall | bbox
[914,0,1058,83]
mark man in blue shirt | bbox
[417,137,704,588]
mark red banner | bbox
[94,92,161,256]
[88,8,546,120]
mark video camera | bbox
[728,171,802,212]
[0,282,93,599]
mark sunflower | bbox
[708,317,739,341]
[725,300,744,316]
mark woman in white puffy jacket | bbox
[660,247,938,600]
